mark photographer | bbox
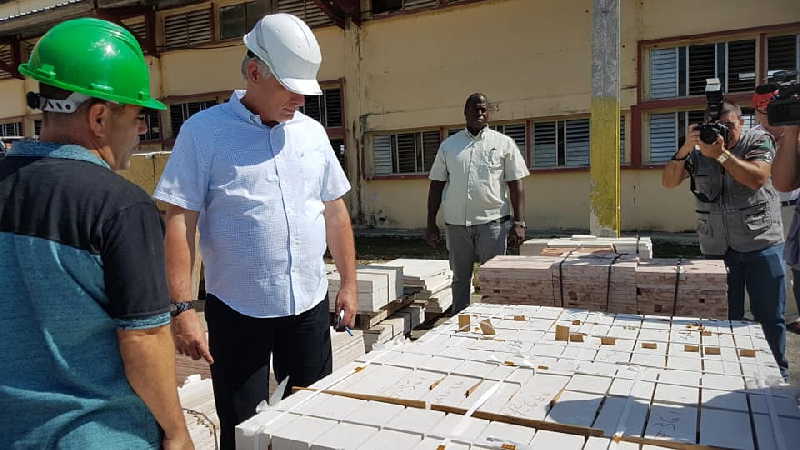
[766,98,800,334]
[662,101,788,378]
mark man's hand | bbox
[508,224,526,248]
[171,310,213,364]
[698,134,725,160]
[425,224,442,248]
[163,433,195,450]
[335,287,357,329]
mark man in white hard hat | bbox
[154,14,357,449]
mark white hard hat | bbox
[244,14,322,96]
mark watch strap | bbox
[170,301,195,317]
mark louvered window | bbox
[0,122,22,137]
[648,110,704,164]
[122,16,148,46]
[650,48,678,99]
[648,39,756,99]
[447,128,461,137]
[170,100,217,137]
[276,1,333,28]
[372,0,438,14]
[372,130,442,175]
[532,118,590,169]
[220,2,259,40]
[741,107,756,133]
[491,123,527,159]
[34,119,42,138]
[0,44,14,80]
[163,8,213,50]
[767,34,800,81]
[301,88,343,128]
[140,109,162,141]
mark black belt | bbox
[782,199,797,207]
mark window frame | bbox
[370,127,445,177]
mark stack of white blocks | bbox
[521,235,654,260]
[236,303,797,450]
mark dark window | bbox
[0,122,22,137]
[140,109,162,141]
[0,44,14,80]
[220,2,260,40]
[767,34,800,81]
[34,119,42,137]
[532,119,590,168]
[301,88,343,127]
[169,100,217,137]
[163,8,213,50]
[372,0,403,14]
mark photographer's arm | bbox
[772,126,800,192]
[662,139,693,189]
[719,155,772,190]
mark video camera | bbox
[696,78,732,145]
[755,70,800,126]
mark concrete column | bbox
[589,0,621,237]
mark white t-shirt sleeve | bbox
[428,143,448,181]
[504,137,530,181]
[153,123,210,211]
[321,143,351,202]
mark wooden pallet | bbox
[333,295,415,330]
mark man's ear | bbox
[86,102,111,138]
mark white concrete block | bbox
[629,353,666,368]
[357,429,422,450]
[310,422,380,450]
[293,393,365,420]
[703,360,742,376]
[658,369,701,387]
[428,414,489,443]
[385,408,446,435]
[463,381,520,415]
[699,408,754,450]
[343,401,406,428]
[702,374,745,391]
[749,394,800,418]
[752,413,800,450]
[666,355,701,372]
[608,378,655,399]
[271,416,338,450]
[592,396,648,437]
[701,389,748,412]
[235,410,285,450]
[386,369,446,402]
[565,374,612,394]
[546,390,602,427]
[476,421,535,448]
[529,430,584,450]
[644,403,697,443]
[426,375,482,408]
[653,383,699,406]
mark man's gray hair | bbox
[241,53,273,81]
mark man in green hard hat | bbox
[0,18,193,449]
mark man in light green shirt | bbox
[426,93,530,314]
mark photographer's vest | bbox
[689,127,783,256]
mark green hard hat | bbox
[19,18,166,110]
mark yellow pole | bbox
[589,0,621,237]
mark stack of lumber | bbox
[480,255,728,319]
[179,376,219,450]
[521,235,653,260]
[237,303,791,450]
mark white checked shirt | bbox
[154,91,351,318]
[429,127,529,226]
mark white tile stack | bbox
[179,376,219,450]
[328,265,404,314]
[236,303,794,450]
[521,235,654,260]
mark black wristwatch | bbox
[170,301,195,318]
[671,152,688,161]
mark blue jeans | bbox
[724,243,788,378]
